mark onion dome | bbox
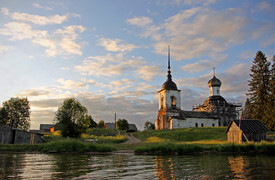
[208,75,221,87]
[161,46,178,91]
[161,73,178,90]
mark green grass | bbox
[0,139,114,152]
[133,127,227,142]
[134,142,275,155]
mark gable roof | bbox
[40,124,54,130]
[226,120,270,133]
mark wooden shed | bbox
[226,120,270,143]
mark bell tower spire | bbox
[167,45,172,81]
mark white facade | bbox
[170,117,219,129]
[159,89,181,110]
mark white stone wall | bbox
[159,90,181,110]
[171,117,219,129]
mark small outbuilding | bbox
[226,120,270,143]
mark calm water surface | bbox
[0,153,274,179]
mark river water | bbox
[0,153,274,179]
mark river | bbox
[0,153,274,179]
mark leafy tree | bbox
[97,120,105,129]
[116,119,129,131]
[86,115,97,128]
[144,121,155,130]
[55,98,89,138]
[245,51,274,130]
[0,97,30,130]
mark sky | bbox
[0,0,274,130]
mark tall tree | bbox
[97,120,105,129]
[245,51,274,129]
[116,119,129,131]
[55,98,89,138]
[0,97,30,130]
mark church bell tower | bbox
[155,46,181,130]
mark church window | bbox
[212,123,215,127]
[161,96,164,109]
[201,123,204,127]
[195,123,198,127]
[171,96,176,106]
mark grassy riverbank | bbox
[1,127,274,154]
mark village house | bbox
[226,120,270,143]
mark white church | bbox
[155,48,238,130]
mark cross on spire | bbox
[213,67,216,76]
[168,45,171,73]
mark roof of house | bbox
[40,124,54,130]
[128,124,137,130]
[226,120,271,133]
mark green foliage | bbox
[0,97,30,130]
[245,51,274,130]
[55,98,89,138]
[97,120,105,129]
[116,119,129,130]
[85,128,119,136]
[144,121,155,130]
[86,115,97,128]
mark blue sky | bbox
[0,0,274,130]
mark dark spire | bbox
[167,45,172,80]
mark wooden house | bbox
[226,120,270,143]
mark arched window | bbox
[212,123,215,127]
[195,123,198,127]
[201,123,204,127]
[171,96,176,107]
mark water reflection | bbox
[0,153,274,179]
[154,157,175,180]
[0,153,25,179]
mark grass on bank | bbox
[133,127,227,142]
[134,142,275,155]
[0,139,114,152]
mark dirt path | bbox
[122,133,141,144]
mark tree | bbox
[245,51,274,130]
[85,115,97,128]
[0,97,30,131]
[144,121,155,130]
[55,98,89,138]
[97,120,105,129]
[116,119,129,131]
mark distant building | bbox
[40,124,54,133]
[226,120,270,143]
[155,47,219,130]
[192,71,241,126]
[105,123,116,129]
[104,122,137,131]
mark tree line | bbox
[244,51,275,130]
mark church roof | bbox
[161,74,178,90]
[203,95,227,106]
[208,75,221,87]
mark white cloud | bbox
[239,50,255,60]
[181,60,213,73]
[2,8,67,25]
[57,78,88,90]
[0,22,86,57]
[135,65,161,81]
[0,45,12,54]
[98,38,137,52]
[126,16,153,27]
[33,3,53,10]
[75,54,145,77]
[1,8,9,15]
